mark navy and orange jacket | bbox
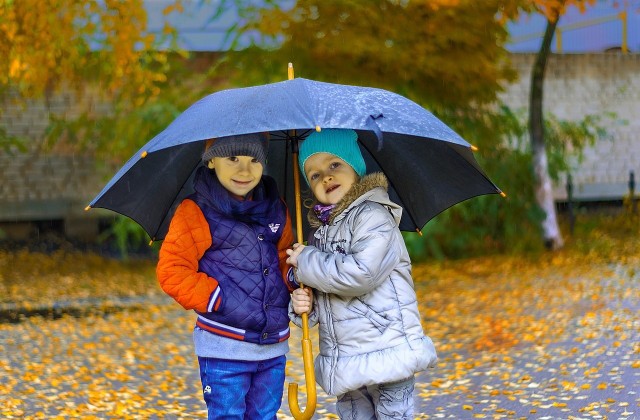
[156,167,295,344]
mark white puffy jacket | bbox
[290,173,437,396]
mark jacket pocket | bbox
[346,298,391,334]
[207,285,223,312]
[214,283,248,316]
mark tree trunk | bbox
[529,13,564,250]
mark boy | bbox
[157,133,296,419]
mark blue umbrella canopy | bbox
[89,78,501,240]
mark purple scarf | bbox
[313,204,336,225]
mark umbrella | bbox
[87,65,502,419]
[88,76,502,242]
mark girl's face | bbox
[209,156,263,199]
[304,153,358,205]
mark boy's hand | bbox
[286,243,305,267]
[292,287,313,315]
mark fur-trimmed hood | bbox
[307,172,402,228]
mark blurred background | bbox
[1,0,638,260]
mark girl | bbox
[287,128,437,419]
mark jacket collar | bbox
[193,166,279,225]
[307,172,389,228]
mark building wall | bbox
[499,53,640,200]
[0,90,108,240]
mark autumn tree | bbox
[514,0,595,250]
[216,0,518,114]
[0,0,176,153]
[0,0,175,100]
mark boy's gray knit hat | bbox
[202,133,268,166]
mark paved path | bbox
[1,262,638,419]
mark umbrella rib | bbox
[270,132,290,140]
[409,144,503,225]
[357,137,421,231]
[446,144,502,193]
[152,158,203,241]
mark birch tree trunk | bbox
[529,13,564,250]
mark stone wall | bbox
[499,53,640,200]
[0,90,109,240]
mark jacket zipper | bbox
[322,292,339,395]
[318,224,339,394]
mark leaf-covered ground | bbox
[1,218,638,419]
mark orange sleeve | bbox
[277,201,295,291]
[156,199,219,312]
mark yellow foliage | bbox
[0,0,169,104]
[235,0,519,111]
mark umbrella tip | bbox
[315,125,321,132]
[140,150,148,158]
[149,239,154,246]
[84,205,91,211]
[415,228,423,236]
[288,63,294,80]
[500,191,507,198]
[470,145,479,151]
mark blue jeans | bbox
[336,376,415,420]
[197,356,285,420]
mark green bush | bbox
[98,216,158,260]
[404,106,606,262]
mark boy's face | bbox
[209,156,263,199]
[304,152,358,205]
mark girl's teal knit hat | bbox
[298,129,366,186]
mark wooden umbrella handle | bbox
[288,316,317,420]
[288,142,317,420]
[286,63,317,417]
